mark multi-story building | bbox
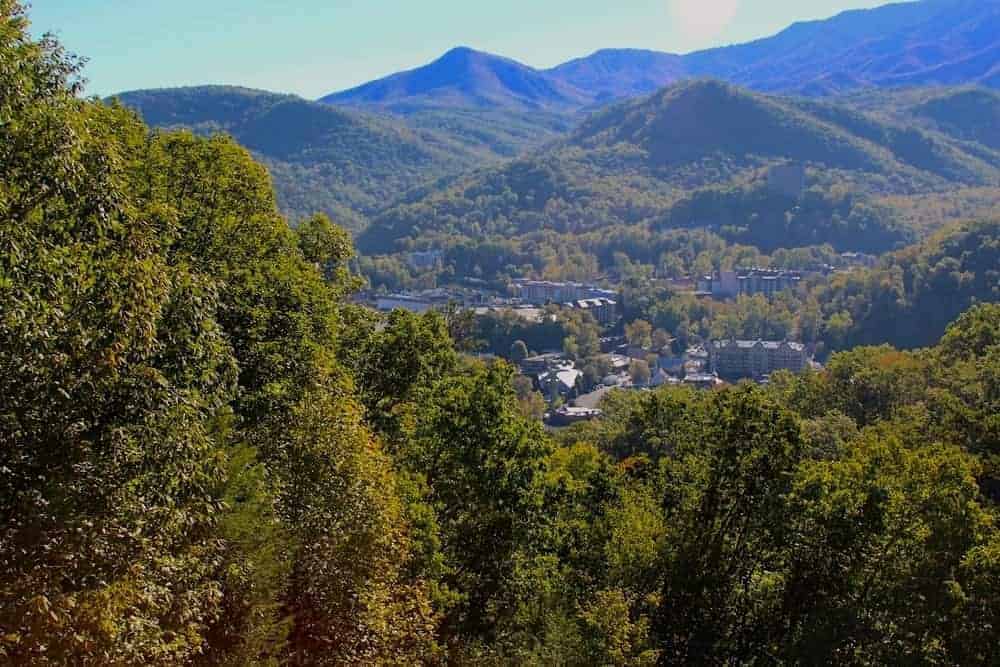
[737,269,802,298]
[564,297,619,325]
[699,269,804,300]
[697,271,738,298]
[514,280,617,305]
[710,339,809,380]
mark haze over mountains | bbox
[324,0,999,113]
[320,47,592,114]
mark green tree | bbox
[510,339,530,364]
[653,386,804,662]
[626,320,654,349]
[629,360,652,386]
[407,364,552,641]
[295,212,358,288]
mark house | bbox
[684,372,724,390]
[540,367,583,399]
[549,406,603,426]
[608,354,632,372]
[710,339,809,380]
[520,353,566,376]
[650,368,679,388]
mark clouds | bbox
[668,0,742,42]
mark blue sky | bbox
[30,0,889,99]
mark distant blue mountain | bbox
[546,49,685,103]
[683,0,1000,95]
[321,0,999,112]
[320,46,590,113]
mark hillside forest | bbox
[3,3,1000,665]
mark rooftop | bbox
[712,339,806,352]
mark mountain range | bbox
[324,0,999,113]
[113,86,572,231]
[112,0,1000,243]
[358,80,1000,254]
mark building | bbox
[473,306,545,324]
[564,298,619,326]
[697,270,738,299]
[520,353,566,376]
[375,287,464,314]
[840,252,878,268]
[375,294,438,314]
[697,268,804,300]
[407,250,443,270]
[710,339,809,380]
[540,367,583,399]
[684,373,724,390]
[650,368,680,388]
[737,269,802,299]
[549,406,602,426]
[513,280,617,306]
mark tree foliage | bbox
[2,8,1000,665]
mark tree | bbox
[510,340,530,364]
[512,374,546,421]
[278,386,437,664]
[629,360,652,386]
[564,335,581,361]
[652,328,672,351]
[0,8,238,660]
[653,386,804,663]
[295,212,359,288]
[782,426,994,664]
[407,365,552,640]
[626,320,654,349]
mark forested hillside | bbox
[112,87,486,232]
[844,86,1000,153]
[4,4,1000,665]
[360,80,999,255]
[116,86,573,231]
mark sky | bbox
[29,0,891,99]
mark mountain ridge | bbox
[321,46,590,113]
[319,0,1000,112]
[112,85,495,231]
[357,79,1000,254]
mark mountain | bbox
[910,88,1000,150]
[358,80,1000,254]
[546,49,685,103]
[831,86,1000,174]
[321,0,999,115]
[684,0,1000,95]
[112,85,526,231]
[321,46,590,113]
